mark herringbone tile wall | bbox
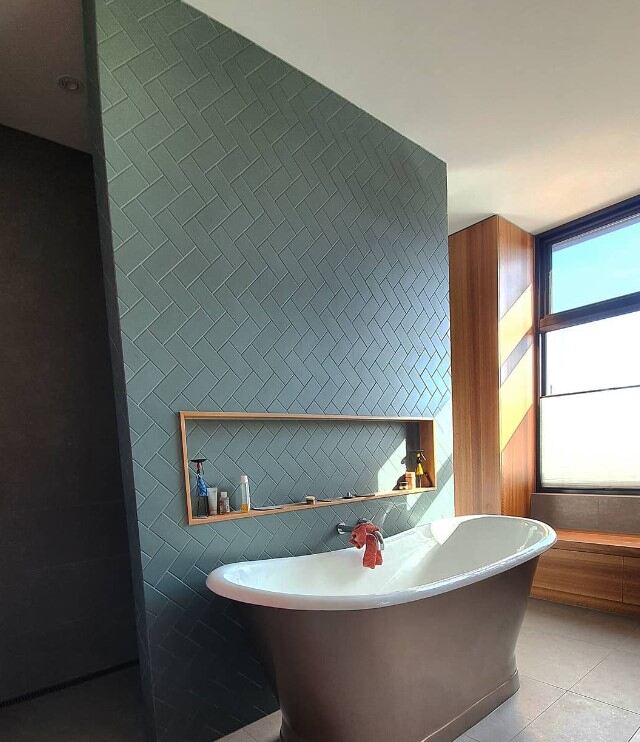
[188,419,408,512]
[87,1,452,740]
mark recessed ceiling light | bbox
[57,75,83,93]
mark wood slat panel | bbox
[449,217,500,515]
[449,216,535,518]
[623,556,640,606]
[501,408,536,517]
[533,548,623,602]
[497,217,535,519]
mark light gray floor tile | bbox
[511,692,640,742]
[573,650,640,713]
[516,624,610,689]
[523,599,640,650]
[615,624,640,657]
[454,736,477,742]
[243,710,281,741]
[465,676,564,742]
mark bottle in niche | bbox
[240,474,251,513]
[414,450,432,488]
[190,458,210,518]
[218,491,230,514]
[207,487,218,517]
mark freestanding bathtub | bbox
[207,515,556,742]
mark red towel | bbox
[350,523,383,569]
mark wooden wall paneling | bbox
[449,215,535,517]
[623,556,640,605]
[449,217,501,515]
[497,217,536,517]
[532,531,640,616]
[533,549,623,603]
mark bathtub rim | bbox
[206,514,556,611]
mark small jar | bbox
[218,492,230,514]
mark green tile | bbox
[137,177,178,216]
[102,97,143,139]
[99,29,140,70]
[109,164,149,207]
[133,111,173,150]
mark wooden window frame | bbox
[535,194,640,494]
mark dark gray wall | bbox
[0,125,137,701]
[87,2,453,740]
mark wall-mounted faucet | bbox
[336,519,385,550]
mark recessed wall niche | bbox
[180,412,436,524]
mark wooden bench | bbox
[531,529,640,616]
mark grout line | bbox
[568,687,640,717]
[627,719,640,742]
[502,675,568,742]
[566,651,614,691]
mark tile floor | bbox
[221,599,640,742]
[0,666,145,742]
[1,601,638,741]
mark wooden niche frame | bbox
[179,411,437,525]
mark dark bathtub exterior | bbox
[247,557,538,742]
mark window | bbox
[537,196,640,491]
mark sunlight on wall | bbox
[498,280,534,454]
[412,474,454,524]
[375,399,454,526]
[500,346,535,452]
[377,438,407,492]
[499,285,533,366]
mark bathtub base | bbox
[278,671,519,742]
[249,559,537,742]
[423,670,519,742]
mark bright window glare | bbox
[545,312,640,395]
[551,216,640,313]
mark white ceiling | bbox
[0,0,89,152]
[3,1,638,233]
[185,0,640,235]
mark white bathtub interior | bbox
[207,515,556,610]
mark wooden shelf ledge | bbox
[190,487,436,524]
[553,529,640,558]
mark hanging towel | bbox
[350,522,383,569]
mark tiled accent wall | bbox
[188,418,409,512]
[86,1,452,740]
